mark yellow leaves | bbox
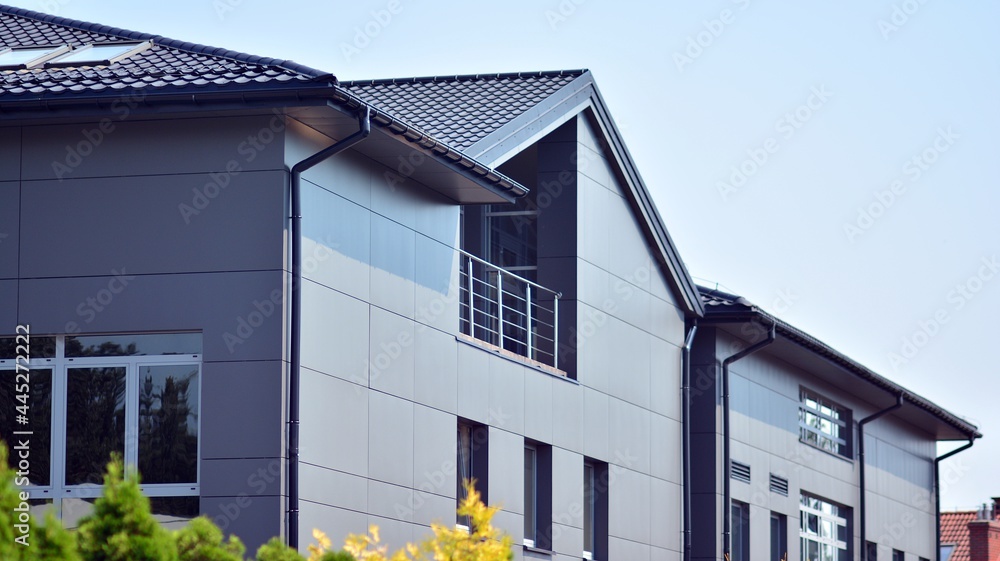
[307,480,512,561]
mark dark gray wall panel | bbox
[201,360,284,459]
[21,115,285,180]
[18,271,285,362]
[202,457,283,497]
[0,280,15,329]
[202,495,282,555]
[0,128,20,181]
[0,181,17,279]
[20,172,285,278]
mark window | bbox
[800,494,849,561]
[866,541,878,560]
[892,550,904,561]
[583,459,608,560]
[523,442,551,549]
[0,45,70,69]
[45,41,151,67]
[940,545,955,561]
[732,501,750,561]
[0,333,201,525]
[799,388,852,457]
[457,421,488,528]
[771,512,787,561]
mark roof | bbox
[698,285,982,440]
[345,69,706,316]
[0,4,330,101]
[342,70,585,150]
[941,510,977,561]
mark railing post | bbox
[496,271,504,350]
[466,256,474,337]
[553,295,559,370]
[526,285,533,360]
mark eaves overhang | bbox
[699,286,982,442]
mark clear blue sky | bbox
[6,0,997,510]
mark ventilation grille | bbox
[730,461,751,483]
[770,473,789,496]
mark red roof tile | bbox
[942,510,977,561]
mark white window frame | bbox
[799,388,850,457]
[799,494,848,561]
[1,334,201,521]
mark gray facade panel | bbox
[582,386,610,461]
[201,458,283,497]
[0,181,17,279]
[299,370,369,477]
[17,271,284,361]
[551,379,584,454]
[368,479,414,523]
[19,172,285,278]
[300,280,369,384]
[368,390,415,487]
[299,502,368,555]
[21,115,285,180]
[456,342,491,424]
[0,128,20,180]
[523,371,553,444]
[299,462,368,513]
[412,326,458,414]
[489,357,525,435]
[411,403,457,502]
[369,306,415,401]
[201,360,284,459]
[301,180,371,301]
[203,495,282,555]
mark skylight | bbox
[46,41,151,68]
[0,45,71,69]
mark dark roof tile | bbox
[341,70,585,150]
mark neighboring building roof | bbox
[345,69,706,316]
[342,70,585,150]
[0,4,330,100]
[698,285,982,440]
[941,510,977,561]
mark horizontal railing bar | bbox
[458,249,562,297]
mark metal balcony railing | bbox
[458,250,561,369]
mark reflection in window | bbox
[800,493,849,561]
[138,365,199,484]
[0,336,56,359]
[65,367,126,486]
[799,389,851,458]
[0,369,52,485]
[149,496,200,531]
[524,445,537,546]
[66,333,202,357]
[457,421,488,528]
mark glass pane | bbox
[0,47,61,67]
[0,369,52,485]
[66,333,201,357]
[807,513,818,535]
[0,336,56,359]
[150,496,199,531]
[50,43,138,65]
[457,424,472,526]
[523,447,536,541]
[138,365,199,484]
[61,497,97,529]
[65,367,126,485]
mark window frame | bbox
[731,500,750,561]
[583,458,609,561]
[799,493,850,561]
[523,441,552,551]
[799,387,853,458]
[0,333,201,521]
[456,420,488,529]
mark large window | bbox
[457,421,488,528]
[523,442,551,550]
[0,333,201,527]
[799,388,852,458]
[800,494,849,561]
[732,500,750,561]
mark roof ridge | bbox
[341,69,587,87]
[0,4,334,80]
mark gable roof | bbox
[342,70,585,151]
[941,510,977,561]
[698,285,982,441]
[345,70,706,316]
[0,4,330,102]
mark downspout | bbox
[858,393,905,561]
[681,320,698,561]
[722,321,775,560]
[935,438,976,561]
[287,105,371,549]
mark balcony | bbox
[458,250,562,370]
